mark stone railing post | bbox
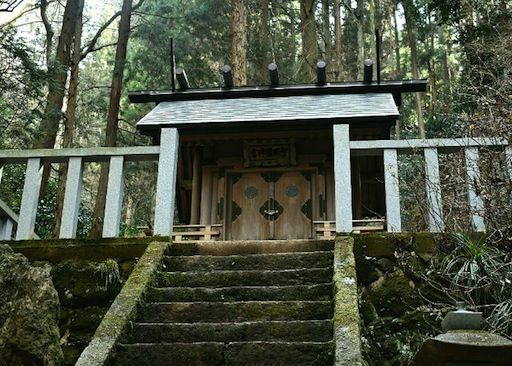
[424,148,444,232]
[154,128,179,236]
[0,217,14,240]
[333,124,353,233]
[59,157,84,239]
[383,149,401,232]
[465,147,485,232]
[16,158,42,240]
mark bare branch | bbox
[80,0,146,59]
[40,0,54,65]
[0,2,41,27]
[0,0,24,12]
[87,41,117,55]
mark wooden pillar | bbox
[190,146,202,224]
[200,167,213,225]
[352,158,362,220]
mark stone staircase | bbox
[112,240,335,365]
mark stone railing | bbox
[334,124,511,234]
[0,137,179,240]
[2,126,511,240]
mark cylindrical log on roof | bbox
[222,65,234,89]
[176,67,190,90]
[363,59,373,83]
[317,60,327,85]
[268,63,279,87]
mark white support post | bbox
[59,157,84,239]
[465,147,485,232]
[102,156,125,238]
[154,128,179,236]
[424,148,444,232]
[0,218,14,240]
[505,146,512,182]
[16,158,42,240]
[0,165,3,184]
[384,149,401,232]
[333,124,353,233]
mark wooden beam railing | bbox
[342,136,511,233]
[314,219,385,239]
[172,224,222,242]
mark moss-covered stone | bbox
[370,269,422,317]
[5,236,168,263]
[0,245,63,366]
[76,241,169,366]
[333,236,363,365]
[51,260,123,307]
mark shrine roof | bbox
[135,92,399,132]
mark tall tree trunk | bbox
[321,0,330,62]
[369,0,376,60]
[300,0,318,82]
[333,0,342,81]
[91,0,135,237]
[53,0,85,237]
[392,1,401,78]
[290,11,297,64]
[439,27,450,82]
[254,0,271,84]
[231,0,247,86]
[34,0,83,197]
[356,0,365,80]
[403,1,425,138]
[427,14,437,117]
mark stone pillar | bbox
[154,128,180,237]
[333,124,353,233]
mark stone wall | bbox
[353,233,443,365]
[4,238,156,365]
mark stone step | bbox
[155,268,333,288]
[140,301,333,323]
[168,239,334,256]
[146,283,333,302]
[162,251,333,271]
[114,341,333,366]
[125,320,333,343]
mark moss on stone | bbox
[369,269,422,318]
[333,236,363,365]
[51,260,123,307]
[75,241,169,366]
[5,236,170,263]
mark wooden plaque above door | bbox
[243,139,297,168]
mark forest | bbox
[0,0,510,238]
[1,1,512,364]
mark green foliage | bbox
[95,259,122,290]
[0,27,46,149]
[421,233,512,338]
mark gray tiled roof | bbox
[136,93,399,129]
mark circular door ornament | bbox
[244,186,258,199]
[286,185,299,197]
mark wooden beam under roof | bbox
[128,79,427,104]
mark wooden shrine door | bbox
[228,171,313,240]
